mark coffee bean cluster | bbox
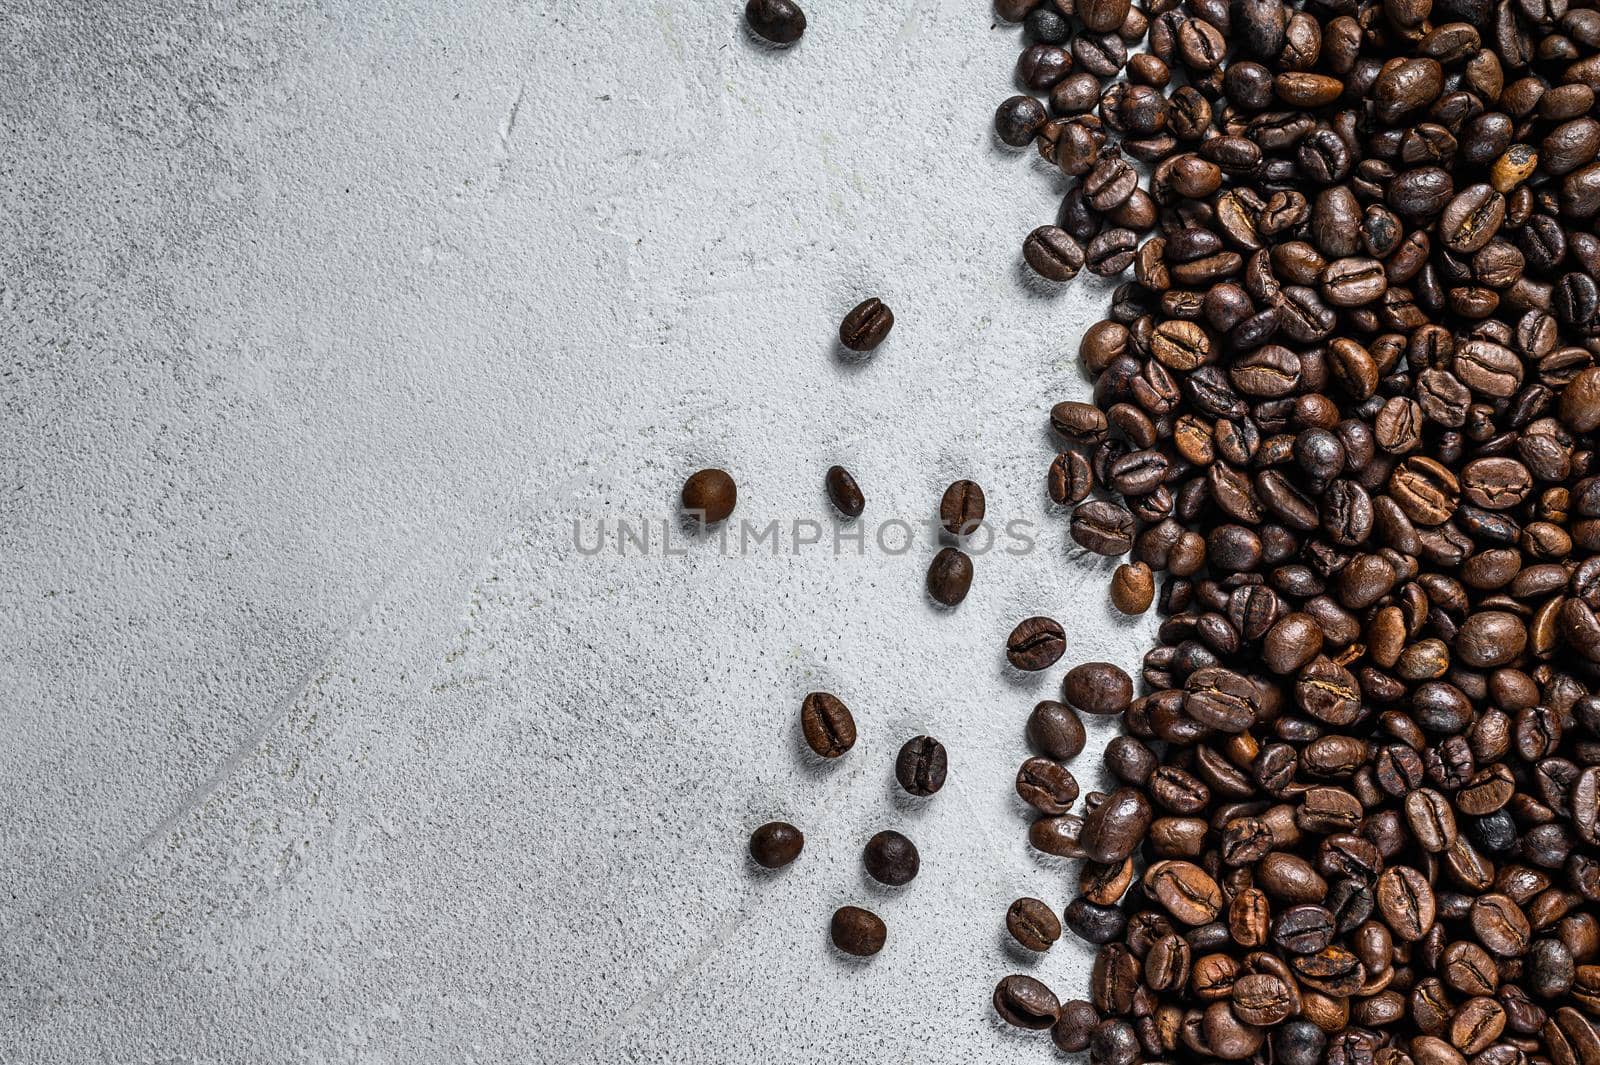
[751,692,950,957]
[990,0,1600,1057]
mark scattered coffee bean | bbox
[749,821,803,868]
[1062,662,1132,716]
[939,479,987,536]
[830,905,886,956]
[994,974,1060,1029]
[681,468,736,524]
[1007,897,1063,951]
[927,547,973,606]
[825,465,864,517]
[1006,615,1066,670]
[744,0,805,44]
[1027,700,1085,761]
[894,735,947,796]
[800,691,855,758]
[1109,562,1154,614]
[863,829,919,886]
[839,297,893,352]
[1024,225,1086,282]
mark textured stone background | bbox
[0,1,1151,1059]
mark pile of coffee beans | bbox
[987,0,1600,1057]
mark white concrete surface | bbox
[0,1,1151,1059]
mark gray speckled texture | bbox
[0,1,1149,1059]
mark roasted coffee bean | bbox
[1025,224,1086,281]
[830,905,886,957]
[1053,1000,1102,1052]
[1110,562,1155,613]
[1072,500,1136,554]
[1008,897,1063,951]
[1081,786,1153,863]
[863,830,919,886]
[895,735,947,796]
[749,821,804,868]
[996,95,1048,147]
[927,547,973,606]
[1007,615,1066,670]
[1064,662,1133,715]
[744,0,806,44]
[1018,756,1080,814]
[1066,897,1130,943]
[800,691,855,758]
[824,465,864,517]
[939,479,986,536]
[1028,700,1085,760]
[839,297,893,352]
[995,974,1061,1029]
[1049,449,1094,505]
[682,468,737,524]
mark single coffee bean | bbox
[1470,893,1530,956]
[1028,700,1086,760]
[1064,662,1133,715]
[995,974,1061,1029]
[1049,449,1094,504]
[824,465,864,517]
[800,691,856,758]
[1025,225,1087,281]
[1072,500,1136,554]
[1110,561,1155,613]
[1007,615,1067,670]
[1377,865,1437,941]
[996,94,1048,147]
[744,0,806,44]
[1018,756,1080,814]
[939,479,987,535]
[682,468,737,524]
[1053,1000,1102,1052]
[1008,896,1064,951]
[863,829,919,886]
[839,297,893,352]
[927,547,974,606]
[749,821,803,868]
[894,735,947,796]
[830,905,886,957]
[1081,786,1153,863]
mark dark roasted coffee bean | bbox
[995,974,1061,1029]
[996,95,1048,147]
[1018,756,1080,814]
[744,0,806,43]
[1072,500,1136,554]
[926,547,973,606]
[939,479,986,536]
[1025,224,1086,281]
[839,297,893,352]
[1028,699,1085,761]
[1066,896,1130,943]
[895,735,947,796]
[863,830,919,886]
[682,468,737,524]
[1064,662,1133,715]
[749,821,804,868]
[1081,786,1152,863]
[831,905,885,956]
[1053,1000,1101,1052]
[1007,615,1067,670]
[824,465,864,517]
[1008,896,1063,951]
[800,691,855,758]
